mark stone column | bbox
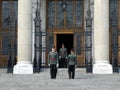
[93,0,113,74]
[14,0,33,74]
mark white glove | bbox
[59,56,61,58]
[75,65,77,68]
[67,65,69,68]
[57,64,59,68]
[48,64,50,67]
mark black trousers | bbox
[59,58,66,68]
[68,65,75,79]
[50,64,57,79]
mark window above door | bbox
[47,0,83,29]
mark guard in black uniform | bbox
[59,44,67,68]
[67,49,77,79]
[48,47,58,79]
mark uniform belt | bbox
[50,58,56,61]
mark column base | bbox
[93,63,113,74]
[13,61,33,74]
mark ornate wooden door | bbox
[109,0,120,69]
[0,0,18,67]
[46,0,85,67]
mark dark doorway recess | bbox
[57,34,73,55]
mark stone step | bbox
[0,68,120,90]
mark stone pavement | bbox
[0,68,120,90]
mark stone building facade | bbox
[0,0,120,74]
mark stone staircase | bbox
[0,68,120,90]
